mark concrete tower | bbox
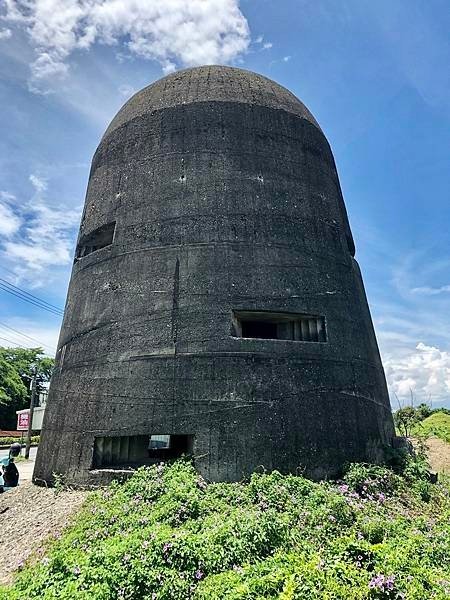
[34,66,394,487]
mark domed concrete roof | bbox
[104,65,320,139]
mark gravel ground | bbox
[0,481,87,586]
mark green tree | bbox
[416,403,432,421]
[393,406,420,437]
[0,347,55,430]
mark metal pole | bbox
[25,367,37,459]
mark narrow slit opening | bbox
[76,221,116,259]
[92,434,193,469]
[232,310,327,342]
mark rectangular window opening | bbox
[92,434,193,469]
[76,221,116,259]
[232,310,326,343]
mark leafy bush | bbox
[0,435,40,446]
[1,459,449,599]
[394,406,420,437]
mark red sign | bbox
[17,411,30,431]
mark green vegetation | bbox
[394,404,450,440]
[2,456,449,600]
[0,347,54,430]
[0,435,40,446]
[412,412,450,444]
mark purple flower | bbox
[368,574,395,593]
[195,569,204,580]
[385,575,395,590]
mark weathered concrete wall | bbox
[34,66,394,486]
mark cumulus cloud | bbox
[0,176,81,281]
[384,342,450,406]
[3,0,250,91]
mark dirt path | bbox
[423,436,450,475]
[0,482,88,586]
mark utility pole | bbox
[25,366,37,459]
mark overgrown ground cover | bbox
[1,458,449,600]
[412,412,450,444]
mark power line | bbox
[0,277,64,311]
[0,284,64,317]
[0,335,27,349]
[0,278,64,313]
[0,321,56,352]
[0,280,64,314]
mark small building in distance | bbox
[34,66,395,487]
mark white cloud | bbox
[282,55,291,62]
[411,285,450,296]
[0,318,60,355]
[0,191,22,237]
[0,176,81,281]
[29,174,48,193]
[0,28,12,39]
[118,84,136,98]
[384,342,450,406]
[3,0,250,92]
[254,35,273,51]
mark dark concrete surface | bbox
[34,65,394,486]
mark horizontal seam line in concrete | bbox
[55,353,384,370]
[73,242,353,273]
[101,99,323,142]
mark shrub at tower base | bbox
[2,459,450,600]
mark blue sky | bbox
[0,0,449,407]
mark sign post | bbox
[25,368,37,459]
[17,410,30,431]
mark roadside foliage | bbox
[1,457,449,599]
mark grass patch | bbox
[413,412,450,444]
[1,459,449,599]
